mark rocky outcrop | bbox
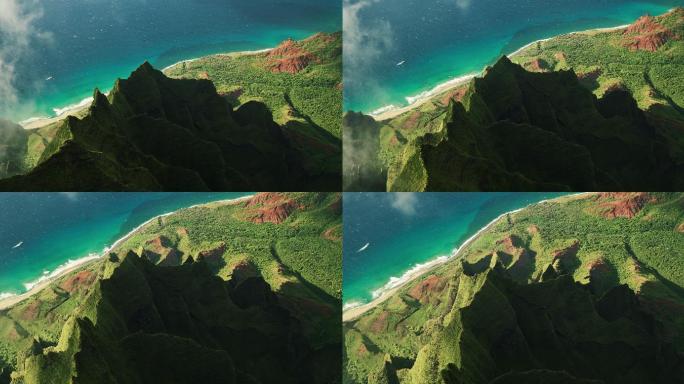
[594,192,655,219]
[245,192,301,224]
[623,14,679,52]
[265,38,318,74]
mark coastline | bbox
[369,23,631,121]
[342,192,596,322]
[19,45,276,131]
[0,194,254,311]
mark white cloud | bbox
[390,193,418,215]
[0,0,50,119]
[343,0,394,103]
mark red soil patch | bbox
[230,260,258,283]
[220,88,243,100]
[357,343,369,356]
[19,301,41,321]
[245,193,302,224]
[158,249,182,267]
[197,71,210,80]
[524,58,549,72]
[554,52,567,62]
[402,111,422,130]
[441,86,468,105]
[496,235,522,254]
[59,270,96,293]
[176,227,188,236]
[593,192,656,219]
[265,38,318,74]
[577,67,602,82]
[322,226,341,242]
[605,82,627,93]
[622,15,679,52]
[552,241,580,261]
[408,275,447,304]
[527,225,539,235]
[198,243,226,266]
[369,311,390,333]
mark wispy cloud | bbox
[390,193,418,215]
[343,0,395,109]
[0,0,50,119]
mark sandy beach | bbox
[342,192,596,322]
[0,195,254,311]
[370,23,631,122]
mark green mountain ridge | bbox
[0,192,342,384]
[0,34,342,191]
[344,193,684,383]
[386,56,684,191]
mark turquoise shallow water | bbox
[342,193,570,307]
[2,0,340,123]
[344,0,683,113]
[0,193,250,296]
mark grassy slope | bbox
[344,193,684,383]
[165,32,342,138]
[0,192,341,382]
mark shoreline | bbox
[369,22,632,121]
[0,194,254,311]
[19,45,276,131]
[342,192,595,322]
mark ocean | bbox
[342,193,570,308]
[0,192,251,296]
[1,0,340,123]
[343,0,683,114]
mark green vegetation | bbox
[0,193,342,384]
[0,61,340,191]
[511,8,684,120]
[0,33,342,191]
[344,192,684,383]
[165,32,342,138]
[347,8,684,191]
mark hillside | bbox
[0,44,341,191]
[165,32,343,138]
[344,192,684,383]
[511,8,684,121]
[0,192,342,384]
[346,9,684,192]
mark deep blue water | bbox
[343,193,569,307]
[1,0,340,123]
[343,0,683,113]
[0,192,250,296]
